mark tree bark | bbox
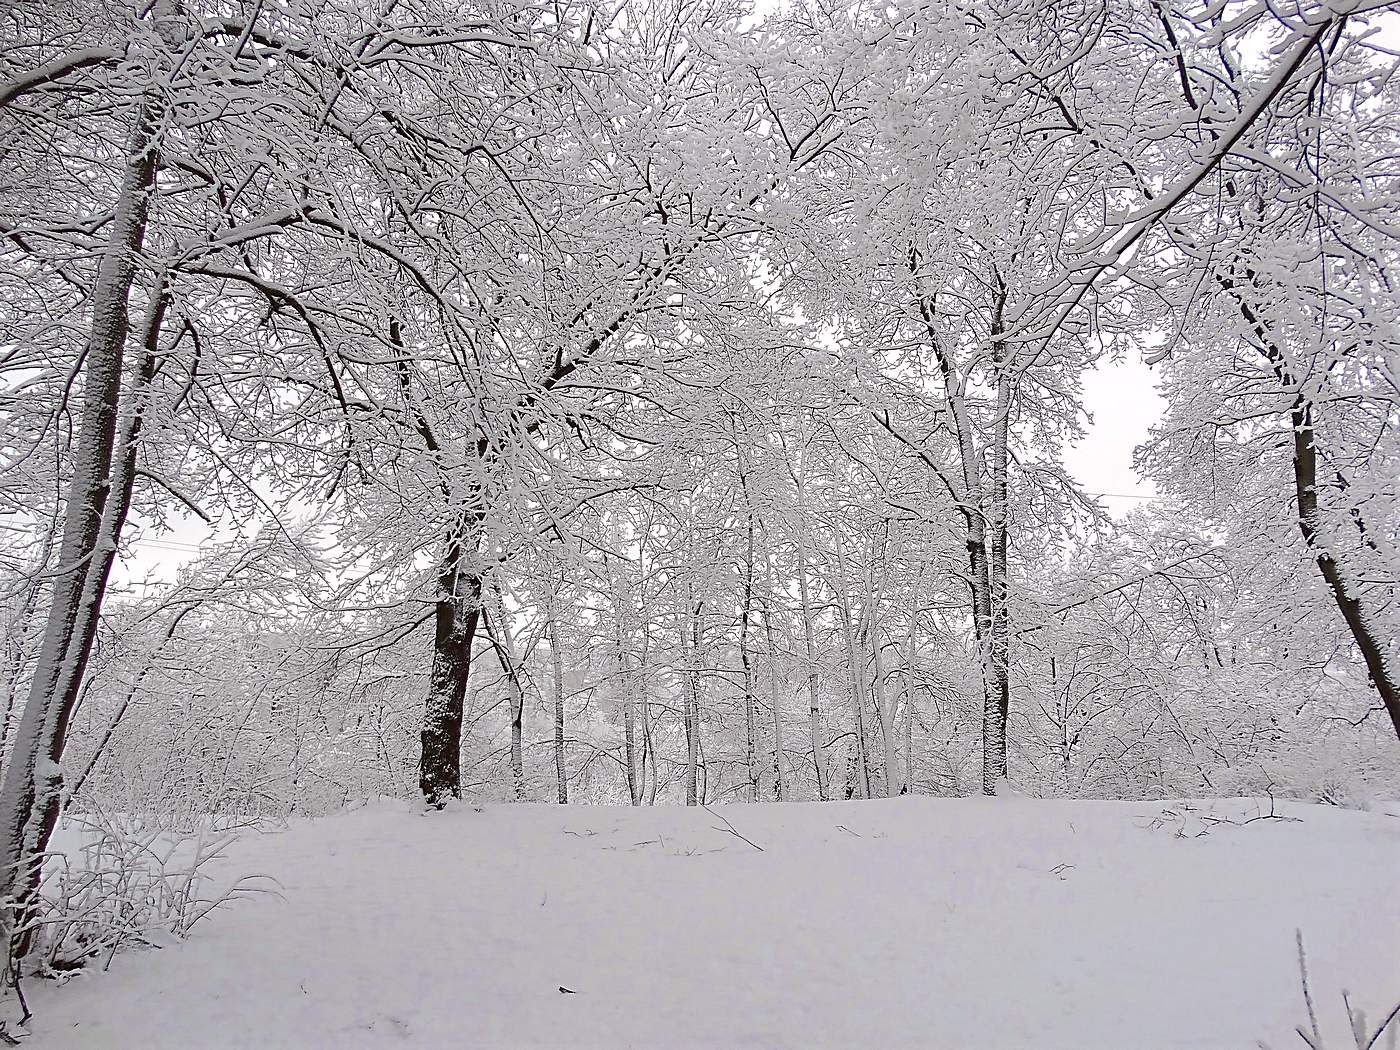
[617,611,640,807]
[762,547,786,801]
[420,523,482,808]
[831,525,871,799]
[795,523,828,801]
[0,91,163,961]
[984,293,1012,793]
[1289,395,1400,737]
[739,502,759,801]
[640,616,657,806]
[917,287,1007,795]
[548,612,567,804]
[683,592,702,807]
[865,554,896,798]
[484,585,525,801]
[902,613,916,794]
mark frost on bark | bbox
[983,305,1012,795]
[864,554,897,799]
[1289,396,1400,739]
[683,596,702,807]
[906,278,1012,796]
[832,526,871,799]
[638,627,657,806]
[0,90,162,960]
[901,611,917,794]
[739,500,759,801]
[762,549,786,801]
[795,515,828,801]
[548,613,567,804]
[619,638,640,807]
[485,585,525,802]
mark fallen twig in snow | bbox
[1144,796,1304,839]
[700,806,764,852]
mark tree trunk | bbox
[918,290,1005,795]
[1146,39,1399,739]
[831,526,871,798]
[618,617,639,807]
[640,623,657,806]
[0,92,163,962]
[762,556,786,802]
[549,613,567,804]
[968,529,1001,794]
[1215,275,1400,739]
[985,304,1012,794]
[1289,395,1400,737]
[868,613,895,798]
[865,555,896,798]
[485,585,525,801]
[683,594,701,807]
[902,616,916,795]
[739,508,759,801]
[795,533,828,801]
[420,524,482,808]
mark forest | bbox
[1,0,1399,1045]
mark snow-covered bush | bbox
[8,806,277,979]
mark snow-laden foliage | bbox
[0,0,1397,989]
[15,807,274,980]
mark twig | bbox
[1363,999,1400,1050]
[11,974,28,1028]
[701,805,765,852]
[1296,930,1323,1050]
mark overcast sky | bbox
[1064,354,1163,518]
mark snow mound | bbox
[24,797,1400,1048]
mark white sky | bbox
[1063,354,1163,518]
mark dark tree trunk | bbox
[1289,396,1400,738]
[420,533,482,808]
[1226,277,1400,742]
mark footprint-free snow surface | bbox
[25,797,1400,1048]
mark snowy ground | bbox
[20,796,1400,1049]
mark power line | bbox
[126,537,208,553]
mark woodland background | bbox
[1,0,1398,958]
